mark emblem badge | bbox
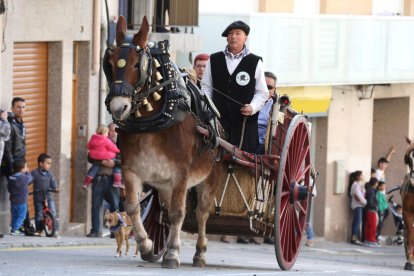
[236,71,250,86]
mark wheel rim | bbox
[274,115,311,270]
[43,211,55,237]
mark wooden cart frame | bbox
[139,93,315,270]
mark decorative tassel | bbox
[152,92,161,101]
[146,102,153,112]
[153,59,161,68]
[135,110,142,118]
[155,71,163,81]
[142,98,149,105]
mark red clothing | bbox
[87,134,119,160]
[364,210,378,242]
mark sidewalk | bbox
[0,233,405,256]
[0,234,116,249]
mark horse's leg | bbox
[161,174,188,269]
[123,170,153,261]
[403,202,414,270]
[192,179,215,267]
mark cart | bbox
[139,93,314,270]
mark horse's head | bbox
[405,137,414,176]
[103,16,159,121]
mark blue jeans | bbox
[91,175,119,233]
[34,197,59,231]
[352,207,363,238]
[87,164,121,178]
[11,203,27,231]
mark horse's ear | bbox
[406,136,412,145]
[133,16,150,48]
[116,16,127,46]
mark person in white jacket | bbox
[349,170,367,245]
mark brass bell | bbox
[142,98,149,105]
[135,110,142,118]
[153,59,161,68]
[152,92,161,101]
[155,71,163,81]
[146,102,153,112]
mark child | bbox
[376,181,389,241]
[31,153,59,238]
[83,125,122,189]
[7,159,33,236]
[364,177,379,247]
[349,170,366,245]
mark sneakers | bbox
[305,239,314,247]
[33,230,42,237]
[364,241,380,248]
[220,235,231,243]
[0,233,4,238]
[377,235,386,242]
[10,230,25,236]
[236,236,250,244]
[53,232,60,239]
[112,182,125,189]
[86,231,100,237]
[350,235,364,246]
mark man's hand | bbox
[240,104,253,116]
[101,159,115,168]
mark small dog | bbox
[104,210,138,257]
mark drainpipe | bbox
[92,0,101,75]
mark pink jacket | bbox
[87,134,120,160]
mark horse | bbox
[402,137,414,271]
[103,16,224,268]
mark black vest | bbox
[210,51,261,153]
[210,52,261,126]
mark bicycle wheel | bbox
[44,210,57,237]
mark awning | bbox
[280,86,332,117]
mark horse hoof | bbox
[193,256,206,267]
[141,251,154,262]
[161,258,180,269]
[404,262,414,271]
[140,239,154,262]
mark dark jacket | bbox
[365,187,378,212]
[2,113,26,174]
[31,168,58,202]
[7,172,33,205]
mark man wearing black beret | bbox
[201,20,268,154]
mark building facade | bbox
[196,0,414,241]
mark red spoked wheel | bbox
[140,189,170,261]
[274,115,311,270]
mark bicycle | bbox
[29,189,59,237]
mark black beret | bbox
[221,21,250,37]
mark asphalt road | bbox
[0,236,411,275]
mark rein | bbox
[183,68,244,107]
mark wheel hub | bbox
[289,182,308,204]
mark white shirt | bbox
[201,46,268,115]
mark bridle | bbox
[103,39,153,113]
